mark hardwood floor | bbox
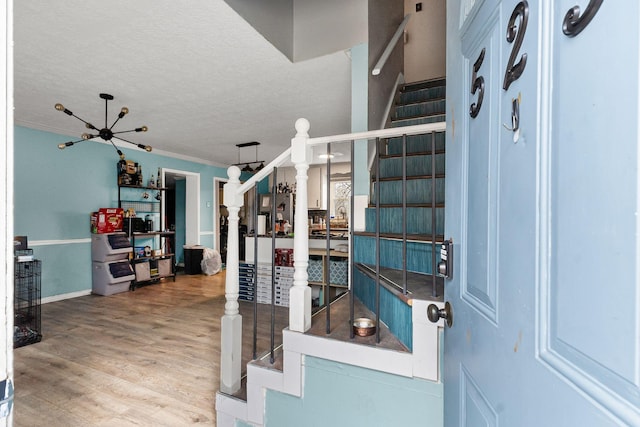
[13,271,287,427]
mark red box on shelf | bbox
[275,248,294,267]
[90,208,124,234]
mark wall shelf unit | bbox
[118,182,176,288]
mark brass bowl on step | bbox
[353,317,376,337]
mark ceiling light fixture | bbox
[319,152,343,160]
[55,93,151,159]
[234,141,264,173]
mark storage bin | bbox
[308,256,323,283]
[329,257,348,286]
[183,245,204,274]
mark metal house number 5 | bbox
[469,48,486,118]
[563,0,604,37]
[503,1,529,91]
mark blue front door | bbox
[444,1,640,424]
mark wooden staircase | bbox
[353,78,447,350]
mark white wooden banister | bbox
[289,118,312,332]
[220,166,243,394]
[220,119,313,394]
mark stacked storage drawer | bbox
[238,263,294,307]
[274,266,294,307]
[239,262,257,302]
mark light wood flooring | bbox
[13,271,288,427]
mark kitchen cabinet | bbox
[307,166,325,209]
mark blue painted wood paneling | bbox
[353,235,440,275]
[353,268,413,350]
[372,177,445,205]
[395,99,446,119]
[386,131,446,155]
[365,207,444,235]
[399,85,446,105]
[379,153,445,178]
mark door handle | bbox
[427,301,453,327]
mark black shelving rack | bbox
[14,250,42,348]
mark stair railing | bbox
[372,14,411,76]
[220,118,446,395]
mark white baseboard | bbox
[41,289,92,304]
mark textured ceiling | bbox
[13,1,353,167]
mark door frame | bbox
[213,176,228,254]
[1,0,13,420]
[161,168,200,245]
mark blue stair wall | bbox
[352,78,446,350]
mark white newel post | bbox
[220,166,243,394]
[290,118,312,332]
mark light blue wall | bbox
[265,356,443,427]
[14,125,227,298]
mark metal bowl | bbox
[353,317,376,337]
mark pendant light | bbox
[234,141,264,173]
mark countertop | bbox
[246,233,348,241]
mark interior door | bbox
[444,1,640,425]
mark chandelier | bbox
[55,93,151,159]
[234,141,265,173]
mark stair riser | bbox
[353,235,441,275]
[399,86,446,104]
[372,179,445,205]
[395,99,446,120]
[386,132,446,155]
[365,207,444,235]
[378,153,445,178]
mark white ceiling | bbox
[13,1,353,168]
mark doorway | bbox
[214,177,228,264]
[162,168,200,268]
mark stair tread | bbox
[395,96,446,107]
[366,203,445,208]
[391,112,445,121]
[379,149,446,158]
[400,78,446,92]
[354,231,445,242]
[372,173,446,182]
[355,263,444,304]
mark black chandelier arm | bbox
[110,126,148,136]
[56,137,91,150]
[109,107,130,131]
[115,135,153,152]
[55,104,98,130]
[109,140,125,159]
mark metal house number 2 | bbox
[503,1,529,91]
